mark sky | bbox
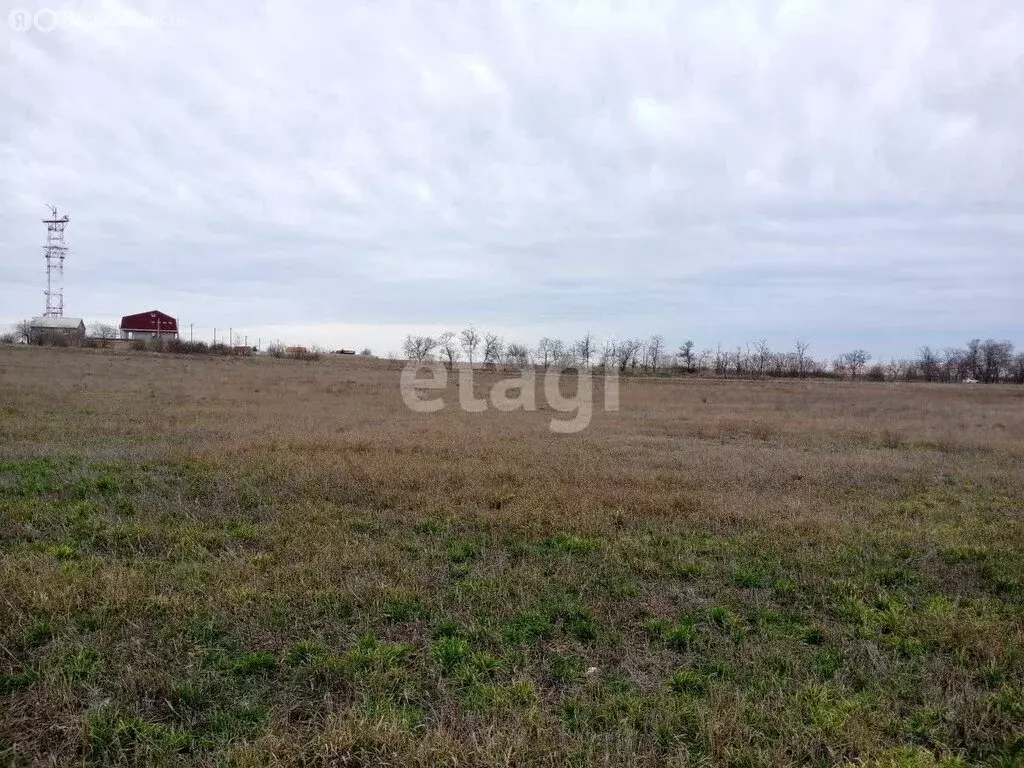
[1,0,1022,360]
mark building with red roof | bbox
[119,310,178,340]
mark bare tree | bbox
[438,332,460,369]
[965,339,982,380]
[840,349,871,379]
[574,332,595,369]
[89,323,119,348]
[615,338,642,373]
[504,342,530,368]
[753,339,771,377]
[1010,353,1024,385]
[536,337,570,368]
[943,347,966,382]
[0,331,15,344]
[714,344,726,376]
[460,326,480,365]
[887,358,910,382]
[979,339,1014,383]
[358,348,373,356]
[16,320,32,344]
[402,334,438,362]
[918,346,940,382]
[795,339,811,378]
[697,348,714,375]
[483,333,504,365]
[536,337,555,367]
[678,340,695,373]
[599,338,617,371]
[552,338,571,367]
[645,334,665,374]
[89,322,118,339]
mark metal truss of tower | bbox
[42,205,69,317]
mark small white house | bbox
[28,317,85,344]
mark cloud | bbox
[1,0,1022,359]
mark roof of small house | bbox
[29,317,85,330]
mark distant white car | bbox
[963,378,979,384]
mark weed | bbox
[673,562,704,580]
[60,646,102,682]
[344,636,411,676]
[447,539,479,563]
[202,705,268,738]
[87,706,193,762]
[462,681,535,714]
[549,652,584,683]
[44,542,78,560]
[383,593,429,622]
[20,619,56,649]
[503,611,553,646]
[430,637,501,682]
[285,640,328,667]
[732,567,765,588]
[540,533,600,556]
[647,616,701,651]
[772,577,798,598]
[558,607,601,644]
[0,668,40,694]
[668,669,707,695]
[432,620,464,639]
[230,652,278,676]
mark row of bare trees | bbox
[6,322,1018,384]
[400,329,1024,384]
[403,331,835,378]
[887,340,1023,384]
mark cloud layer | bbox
[2,0,1022,357]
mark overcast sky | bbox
[2,0,1022,358]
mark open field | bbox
[1,345,1022,767]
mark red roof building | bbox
[120,310,178,340]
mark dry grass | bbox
[1,345,1022,767]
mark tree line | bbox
[5,319,1020,383]
[401,329,1024,384]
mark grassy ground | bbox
[1,345,1022,767]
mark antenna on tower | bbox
[42,204,69,317]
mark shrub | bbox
[165,339,209,354]
[35,331,70,347]
[289,347,322,361]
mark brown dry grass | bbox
[1,345,1022,767]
